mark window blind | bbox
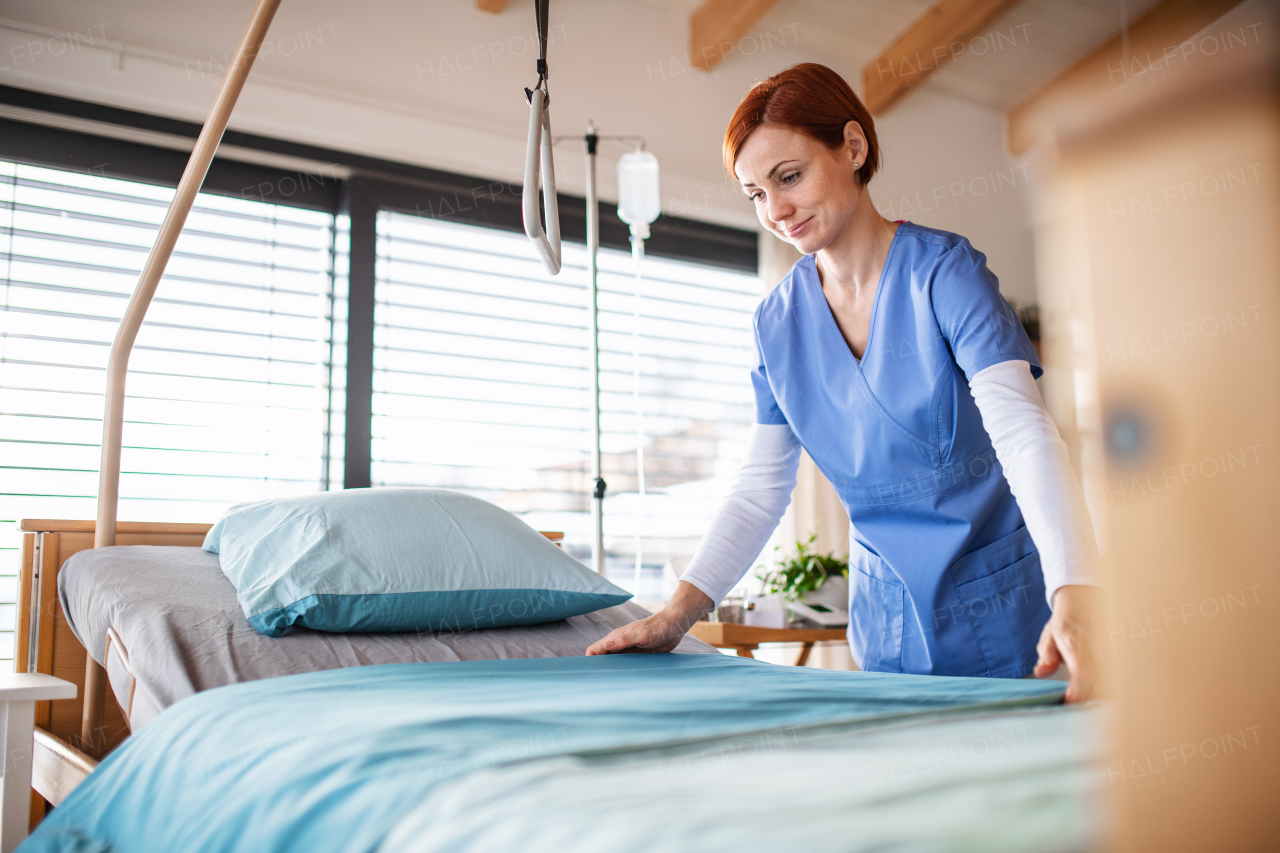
[372,212,759,595]
[0,160,346,665]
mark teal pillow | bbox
[203,488,631,638]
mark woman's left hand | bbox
[1034,584,1099,703]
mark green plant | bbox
[756,535,849,603]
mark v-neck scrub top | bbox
[752,223,1051,678]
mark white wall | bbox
[870,88,1038,306]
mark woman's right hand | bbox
[586,581,714,655]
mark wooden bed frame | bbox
[15,519,210,827]
[14,518,563,830]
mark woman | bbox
[587,64,1100,702]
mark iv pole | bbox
[563,121,647,575]
[585,122,605,575]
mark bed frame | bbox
[14,519,563,829]
[14,520,207,826]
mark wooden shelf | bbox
[688,621,848,666]
[689,621,847,646]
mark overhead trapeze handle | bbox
[523,88,562,275]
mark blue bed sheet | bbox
[21,654,1073,853]
[385,701,1104,852]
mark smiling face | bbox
[735,122,869,254]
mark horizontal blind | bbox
[372,212,759,593]
[0,160,345,665]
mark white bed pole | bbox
[94,0,283,551]
[86,0,282,753]
[585,121,606,575]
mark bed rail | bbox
[31,728,96,813]
[103,628,137,726]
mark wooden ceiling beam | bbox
[862,0,1022,115]
[1008,0,1244,155]
[690,0,781,71]
[476,0,509,14]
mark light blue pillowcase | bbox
[203,488,632,638]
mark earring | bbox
[853,162,860,168]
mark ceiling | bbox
[930,0,1162,109]
[628,0,1162,111]
[0,0,1151,226]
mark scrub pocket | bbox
[847,569,904,673]
[949,526,1051,677]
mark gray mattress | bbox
[59,545,714,729]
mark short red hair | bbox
[723,63,881,187]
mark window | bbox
[0,89,758,666]
[0,161,345,665]
[372,212,759,595]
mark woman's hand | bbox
[1034,584,1099,702]
[586,581,714,656]
[584,612,689,655]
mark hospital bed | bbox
[17,653,1102,853]
[13,519,1106,853]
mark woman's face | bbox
[734,123,866,254]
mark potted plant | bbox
[756,535,849,618]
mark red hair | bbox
[723,63,880,186]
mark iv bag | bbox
[617,149,660,237]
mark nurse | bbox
[587,63,1100,701]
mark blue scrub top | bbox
[752,222,1051,678]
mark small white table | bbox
[0,674,76,852]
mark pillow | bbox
[203,488,631,638]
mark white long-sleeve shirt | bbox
[679,359,1100,607]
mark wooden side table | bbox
[687,621,848,666]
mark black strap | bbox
[534,0,549,72]
[524,0,551,105]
